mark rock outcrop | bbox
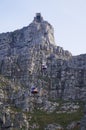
[0,13,86,130]
[0,13,86,102]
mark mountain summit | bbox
[0,13,86,130]
[0,13,85,100]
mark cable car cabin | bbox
[42,63,47,70]
[31,86,38,94]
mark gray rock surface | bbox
[0,13,86,130]
[45,123,63,130]
[67,121,80,130]
[0,13,86,103]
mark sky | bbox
[0,0,86,55]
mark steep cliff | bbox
[0,13,86,101]
[0,13,86,130]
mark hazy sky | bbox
[0,0,86,55]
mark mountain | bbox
[0,13,86,130]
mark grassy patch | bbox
[28,108,83,130]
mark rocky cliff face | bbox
[0,13,86,130]
[0,13,86,101]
